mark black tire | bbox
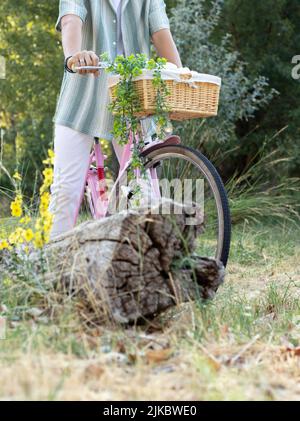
[142,144,231,266]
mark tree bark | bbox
[41,201,225,324]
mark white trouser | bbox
[48,125,95,240]
[48,121,156,240]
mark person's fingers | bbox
[84,52,93,67]
[86,51,99,75]
[84,51,98,73]
[91,53,100,77]
[78,51,87,74]
[71,51,85,74]
[67,51,99,75]
[89,51,99,68]
[77,55,86,74]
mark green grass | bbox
[0,218,299,400]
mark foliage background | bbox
[0,0,299,210]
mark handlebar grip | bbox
[73,62,110,72]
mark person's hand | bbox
[67,51,100,76]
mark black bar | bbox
[0,401,296,419]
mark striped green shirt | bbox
[54,0,170,140]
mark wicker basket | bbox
[109,71,221,121]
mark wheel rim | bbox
[143,147,226,262]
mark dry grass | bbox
[1,343,299,401]
[0,220,299,401]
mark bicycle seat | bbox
[163,135,181,145]
[142,135,181,154]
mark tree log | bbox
[40,201,225,324]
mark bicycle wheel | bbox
[140,144,231,266]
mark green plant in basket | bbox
[147,57,171,138]
[101,53,170,174]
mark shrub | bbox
[169,0,277,145]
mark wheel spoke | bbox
[143,146,231,265]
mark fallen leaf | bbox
[284,346,300,357]
[294,348,300,356]
[205,355,222,371]
[145,348,173,364]
[83,364,104,380]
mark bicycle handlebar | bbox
[73,61,110,72]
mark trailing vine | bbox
[148,57,171,139]
[101,53,170,176]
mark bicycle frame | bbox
[71,62,163,222]
[73,128,162,224]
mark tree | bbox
[0,1,61,199]
[169,0,276,164]
[216,0,300,175]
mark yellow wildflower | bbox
[44,167,53,183]
[9,232,17,244]
[42,149,55,166]
[10,194,23,218]
[15,227,26,244]
[43,168,52,177]
[7,147,54,251]
[0,240,10,250]
[13,171,22,181]
[11,203,22,217]
[24,229,34,243]
[20,215,31,225]
[35,218,43,231]
[39,207,48,218]
[42,191,50,200]
[43,216,53,234]
[39,185,46,195]
[45,179,53,189]
[48,149,55,159]
[33,231,44,249]
[40,192,50,207]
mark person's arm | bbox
[61,14,99,75]
[149,0,182,68]
[152,28,182,68]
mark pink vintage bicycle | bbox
[73,62,231,266]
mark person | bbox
[49,0,182,240]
